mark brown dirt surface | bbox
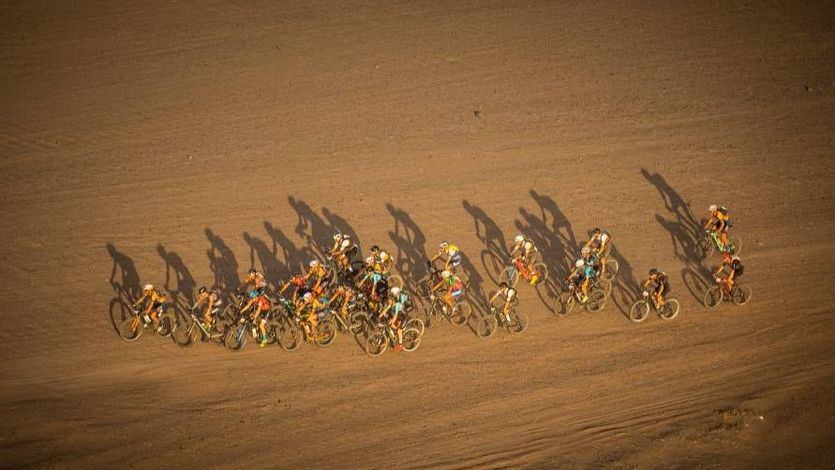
[1,0,832,468]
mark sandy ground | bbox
[1,0,833,468]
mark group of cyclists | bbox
[127,203,748,351]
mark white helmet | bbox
[303,292,312,300]
[600,233,609,242]
[514,234,524,244]
[709,204,717,212]
[391,286,401,296]
[575,259,584,268]
[380,251,390,261]
[333,233,342,241]
[581,246,590,255]
[309,260,319,267]
[439,241,449,250]
[441,270,452,278]
[143,283,154,292]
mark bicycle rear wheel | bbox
[402,327,422,352]
[224,325,247,351]
[157,314,175,338]
[506,309,528,334]
[730,285,751,306]
[602,258,619,281]
[659,299,680,320]
[703,285,723,309]
[586,288,607,312]
[118,317,143,342]
[475,312,498,339]
[315,322,337,347]
[499,266,519,287]
[628,300,650,323]
[276,317,301,351]
[449,302,471,326]
[531,263,548,286]
[555,292,575,315]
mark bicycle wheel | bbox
[703,285,723,309]
[555,292,575,315]
[730,285,751,306]
[118,317,143,342]
[506,309,528,334]
[172,321,194,347]
[602,258,619,281]
[364,328,388,357]
[157,314,175,338]
[475,312,498,339]
[586,288,607,312]
[276,317,301,351]
[315,322,337,347]
[530,263,548,286]
[659,299,680,320]
[224,325,247,351]
[404,318,425,337]
[402,327,422,352]
[449,302,471,326]
[349,311,369,336]
[499,266,519,287]
[628,300,650,323]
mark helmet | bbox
[514,234,524,244]
[600,233,609,242]
[441,270,452,278]
[499,281,508,288]
[649,268,658,276]
[143,283,154,292]
[391,286,401,296]
[592,227,601,234]
[439,241,449,250]
[575,259,584,268]
[309,260,319,267]
[303,292,312,300]
[248,268,257,275]
[371,245,380,252]
[709,204,717,212]
[380,251,390,261]
[581,246,590,255]
[198,286,207,294]
[333,233,342,241]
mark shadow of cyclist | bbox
[462,199,507,285]
[386,203,428,292]
[641,169,712,303]
[606,243,642,318]
[288,195,332,262]
[264,221,307,275]
[205,228,240,294]
[106,243,141,334]
[157,244,197,326]
[243,231,287,287]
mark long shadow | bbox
[106,243,141,334]
[462,199,507,285]
[157,244,196,325]
[288,195,332,261]
[608,244,641,317]
[243,231,287,286]
[514,192,578,311]
[641,169,712,303]
[386,203,428,293]
[205,228,240,293]
[264,221,307,274]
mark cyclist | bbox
[714,255,743,292]
[279,274,309,301]
[489,281,517,324]
[239,268,267,299]
[132,283,169,332]
[430,270,465,313]
[329,233,357,272]
[704,204,731,251]
[584,228,612,274]
[305,259,329,294]
[241,290,272,347]
[192,286,223,330]
[642,269,669,308]
[430,241,463,273]
[379,286,409,352]
[510,234,539,267]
